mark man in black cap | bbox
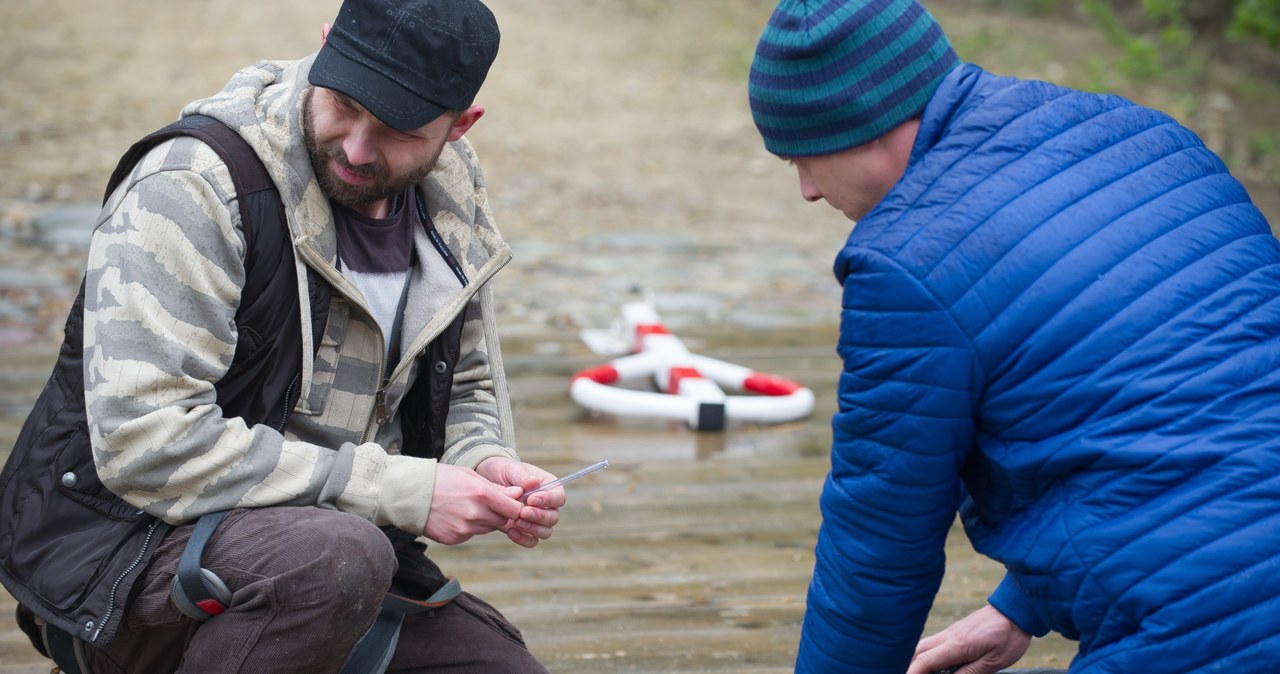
[0,0,559,671]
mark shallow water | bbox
[0,333,1077,673]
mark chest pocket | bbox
[296,305,348,416]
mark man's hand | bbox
[475,457,564,548]
[423,463,528,546]
[906,604,1031,674]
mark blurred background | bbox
[0,1,1276,672]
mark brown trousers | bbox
[82,507,548,674]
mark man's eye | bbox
[333,95,358,113]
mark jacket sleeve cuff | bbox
[371,454,436,534]
[988,573,1051,637]
[450,442,519,470]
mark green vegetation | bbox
[1079,0,1279,75]
[935,1,1279,215]
[1234,0,1280,47]
[1074,0,1280,187]
[623,0,1280,221]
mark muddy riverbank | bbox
[2,0,1276,671]
[0,332,1079,673]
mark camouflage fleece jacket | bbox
[84,55,518,536]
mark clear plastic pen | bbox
[521,460,610,502]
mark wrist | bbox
[475,455,510,481]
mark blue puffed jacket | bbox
[797,63,1280,673]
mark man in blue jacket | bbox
[748,1,1280,672]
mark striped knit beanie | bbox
[748,0,959,157]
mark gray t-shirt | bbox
[332,188,418,362]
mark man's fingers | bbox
[518,473,547,491]
[523,486,566,509]
[503,522,540,548]
[485,485,527,521]
[520,503,560,525]
[511,519,553,540]
[905,646,959,674]
[914,632,945,656]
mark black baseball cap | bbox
[309,0,500,132]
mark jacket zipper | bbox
[292,217,510,445]
[362,378,391,443]
[375,380,392,426]
[278,373,299,433]
[93,517,161,642]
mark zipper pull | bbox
[375,381,391,426]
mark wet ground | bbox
[7,1,1273,670]
[0,329,1078,673]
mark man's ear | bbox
[320,23,331,46]
[447,105,485,141]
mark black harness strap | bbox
[339,578,463,674]
[42,618,87,674]
[170,511,232,621]
[171,510,462,674]
[342,608,404,674]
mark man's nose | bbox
[798,176,822,203]
[342,121,378,166]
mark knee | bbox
[262,509,397,605]
[328,517,397,599]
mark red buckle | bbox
[195,598,227,616]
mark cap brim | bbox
[309,46,448,133]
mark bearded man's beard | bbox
[302,87,442,209]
